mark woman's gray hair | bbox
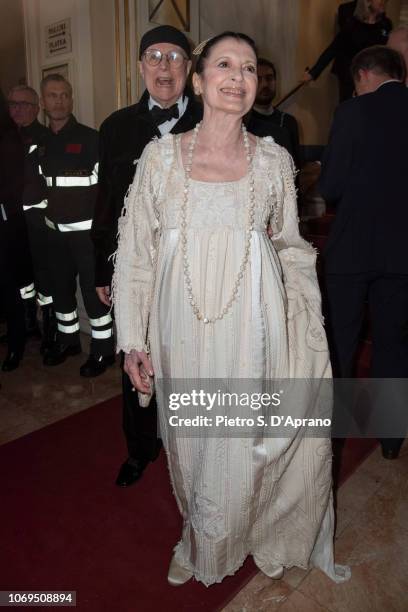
[354,0,385,23]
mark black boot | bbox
[2,350,23,372]
[24,296,41,339]
[43,342,82,366]
[40,304,57,355]
[80,354,115,378]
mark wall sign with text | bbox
[45,19,72,57]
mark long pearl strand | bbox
[180,121,255,324]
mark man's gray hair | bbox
[40,73,73,96]
[8,84,39,105]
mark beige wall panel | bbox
[90,0,116,127]
[0,0,26,92]
[200,0,300,100]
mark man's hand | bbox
[124,349,154,394]
[96,286,111,306]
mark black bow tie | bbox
[150,103,179,125]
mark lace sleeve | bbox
[270,147,329,359]
[111,140,160,354]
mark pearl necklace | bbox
[180,121,255,324]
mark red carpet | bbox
[0,395,376,612]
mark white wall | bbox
[23,0,95,127]
[0,0,26,93]
[200,0,300,101]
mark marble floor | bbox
[1,334,407,611]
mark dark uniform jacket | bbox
[319,81,408,274]
[21,120,48,211]
[91,89,202,286]
[0,119,31,286]
[21,119,48,150]
[39,115,98,226]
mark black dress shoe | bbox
[382,447,400,460]
[43,343,81,366]
[115,459,148,487]
[116,440,163,487]
[2,352,22,372]
[79,354,115,378]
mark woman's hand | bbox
[124,349,154,393]
[301,71,313,84]
[96,286,111,306]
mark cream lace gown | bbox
[113,133,350,586]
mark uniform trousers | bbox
[46,227,114,356]
[25,209,53,304]
[325,271,408,453]
[0,213,31,354]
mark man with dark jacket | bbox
[0,90,30,372]
[247,58,301,170]
[8,85,55,352]
[319,46,408,460]
[91,25,202,487]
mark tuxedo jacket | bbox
[319,81,408,274]
[91,89,202,286]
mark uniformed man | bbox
[40,74,114,376]
[91,25,202,486]
[0,89,30,372]
[8,85,55,353]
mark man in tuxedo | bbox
[248,58,300,170]
[91,25,202,487]
[319,45,408,459]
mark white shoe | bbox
[167,555,193,586]
[254,559,284,580]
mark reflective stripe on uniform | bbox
[37,293,53,306]
[89,314,112,327]
[91,328,113,339]
[45,217,56,230]
[23,199,48,211]
[20,283,36,299]
[40,162,98,188]
[54,174,97,187]
[56,310,77,322]
[57,322,80,334]
[45,217,92,232]
[28,144,37,154]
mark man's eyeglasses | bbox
[143,49,188,68]
[8,101,37,110]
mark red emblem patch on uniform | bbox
[66,143,82,153]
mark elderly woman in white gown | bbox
[113,31,350,587]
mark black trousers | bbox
[121,362,159,460]
[325,272,408,453]
[0,214,31,354]
[47,227,114,356]
[25,209,53,303]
